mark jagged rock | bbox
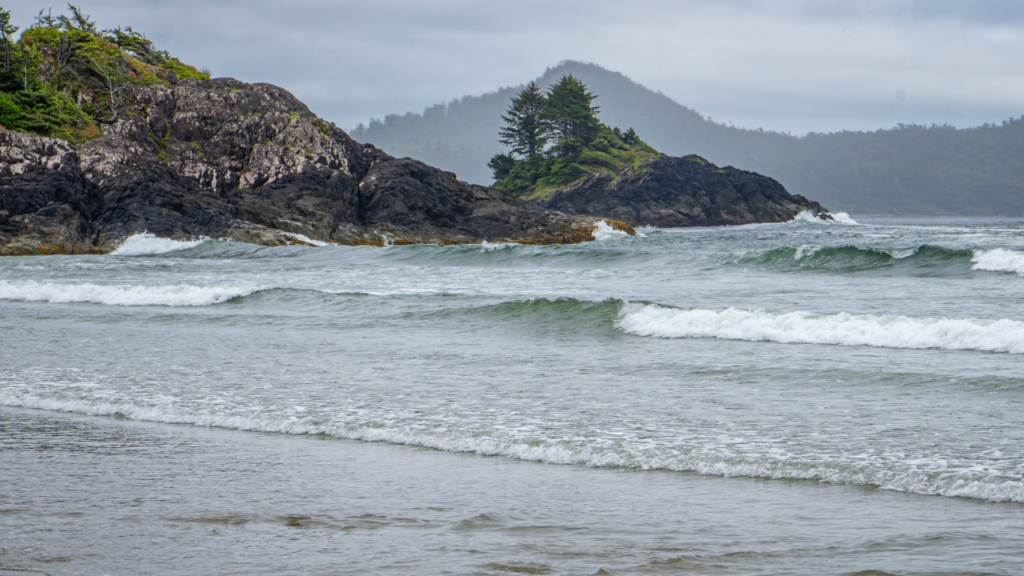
[537,154,830,227]
[0,78,625,256]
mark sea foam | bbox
[282,232,329,247]
[617,303,1024,354]
[4,389,1022,504]
[793,210,858,225]
[593,221,631,240]
[111,233,206,256]
[971,249,1024,275]
[0,280,259,306]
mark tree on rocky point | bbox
[541,75,600,158]
[499,81,548,160]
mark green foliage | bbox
[542,74,600,156]
[0,7,19,72]
[312,118,332,137]
[0,5,210,140]
[495,125,657,197]
[499,81,547,159]
[487,152,515,183]
[491,77,657,196]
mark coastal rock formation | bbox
[537,154,830,227]
[0,79,624,256]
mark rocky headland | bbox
[537,154,830,228]
[490,77,831,228]
[0,12,828,256]
[0,78,627,256]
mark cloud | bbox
[5,0,1023,134]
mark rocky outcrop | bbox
[0,78,625,256]
[537,154,830,227]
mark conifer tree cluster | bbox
[490,74,655,196]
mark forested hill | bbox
[351,61,1024,215]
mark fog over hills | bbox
[352,61,1024,215]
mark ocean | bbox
[3,216,1024,574]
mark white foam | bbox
[4,390,1022,504]
[593,220,634,240]
[793,210,821,223]
[972,249,1024,275]
[111,233,205,256]
[617,304,1024,354]
[282,232,328,247]
[793,245,819,259]
[480,241,517,251]
[0,280,259,306]
[792,210,858,225]
[832,212,858,225]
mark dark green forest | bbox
[352,61,1024,215]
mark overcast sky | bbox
[7,0,1023,134]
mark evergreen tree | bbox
[487,152,515,183]
[498,81,548,159]
[622,127,638,145]
[59,4,98,34]
[541,74,599,157]
[0,8,18,72]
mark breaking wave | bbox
[739,244,974,273]
[617,303,1024,354]
[971,249,1024,275]
[111,233,208,256]
[793,210,858,225]
[0,280,260,306]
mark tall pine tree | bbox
[498,81,548,159]
[542,74,599,157]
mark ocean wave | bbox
[617,303,1024,354]
[111,233,208,256]
[739,244,974,273]
[593,220,635,240]
[971,249,1024,275]
[4,390,1022,504]
[793,210,858,225]
[282,232,329,247]
[0,280,259,306]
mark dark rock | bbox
[538,154,830,227]
[0,79,620,256]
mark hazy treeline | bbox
[352,61,1024,215]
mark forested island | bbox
[485,75,829,227]
[354,61,1024,215]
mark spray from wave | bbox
[971,249,1024,275]
[0,280,259,306]
[111,233,207,256]
[793,210,858,225]
[617,303,1024,354]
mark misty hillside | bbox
[351,61,1024,215]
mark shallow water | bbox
[3,216,1024,573]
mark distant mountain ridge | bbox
[352,61,1024,216]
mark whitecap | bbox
[0,280,259,306]
[971,249,1024,275]
[111,233,205,256]
[282,232,328,247]
[617,303,1024,354]
[832,212,858,225]
[792,210,858,225]
[593,221,633,240]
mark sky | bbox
[6,0,1023,134]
